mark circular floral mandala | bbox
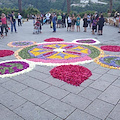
[15,42,103,66]
[50,65,92,86]
[0,50,14,57]
[100,45,120,52]
[72,38,100,45]
[8,41,36,48]
[0,60,35,78]
[44,38,64,42]
[95,55,120,69]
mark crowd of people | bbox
[0,11,120,39]
[32,12,120,35]
[0,11,22,39]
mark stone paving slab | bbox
[41,98,75,119]
[108,103,120,120]
[0,104,24,120]
[1,80,28,93]
[19,77,51,92]
[61,93,92,110]
[89,79,111,91]
[14,101,56,120]
[42,86,70,100]
[66,109,101,120]
[78,87,102,101]
[85,99,114,119]
[98,85,120,105]
[0,20,120,120]
[18,87,51,106]
[0,91,27,110]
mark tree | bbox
[18,0,22,13]
[109,0,113,13]
[67,0,71,14]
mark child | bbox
[33,18,41,34]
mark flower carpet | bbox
[8,41,36,48]
[50,65,92,86]
[95,55,120,69]
[0,50,14,57]
[0,60,35,78]
[0,38,119,84]
[15,42,103,66]
[100,45,120,52]
[44,38,64,42]
[72,38,100,45]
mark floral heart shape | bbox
[50,65,92,86]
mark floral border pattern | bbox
[7,41,37,48]
[0,60,35,78]
[72,38,100,45]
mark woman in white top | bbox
[67,15,72,31]
[18,13,22,26]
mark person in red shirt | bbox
[1,13,8,36]
[33,18,41,34]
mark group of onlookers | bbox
[32,11,120,35]
[1,11,120,37]
[0,11,22,39]
[67,12,106,35]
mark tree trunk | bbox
[109,0,113,13]
[18,0,22,13]
[67,0,71,14]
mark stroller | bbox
[33,20,41,34]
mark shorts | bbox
[92,26,97,30]
[68,23,71,27]
[98,25,103,30]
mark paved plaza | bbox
[0,20,120,120]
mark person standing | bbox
[71,14,76,32]
[18,13,22,26]
[67,14,72,31]
[98,15,104,35]
[76,14,81,32]
[0,19,3,38]
[62,13,66,28]
[83,14,88,32]
[52,14,57,32]
[57,13,62,28]
[87,14,91,28]
[10,11,17,33]
[118,13,120,33]
[92,16,97,35]
[1,13,8,36]
[46,12,51,24]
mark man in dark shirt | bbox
[10,11,17,33]
[62,13,66,28]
